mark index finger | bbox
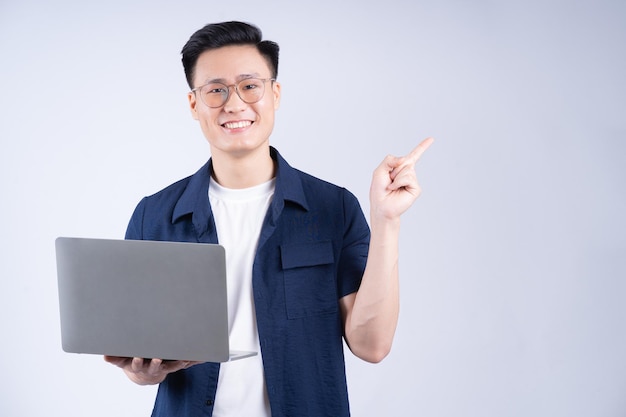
[405,137,435,164]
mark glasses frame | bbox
[191,77,276,108]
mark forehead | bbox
[193,44,271,85]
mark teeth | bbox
[223,121,252,129]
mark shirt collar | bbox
[172,147,309,235]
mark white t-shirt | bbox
[209,177,275,417]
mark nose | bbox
[223,85,246,112]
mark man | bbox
[105,21,433,416]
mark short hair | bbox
[181,21,280,89]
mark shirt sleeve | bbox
[124,198,147,240]
[337,188,370,298]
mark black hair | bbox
[181,21,280,89]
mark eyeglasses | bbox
[191,77,275,108]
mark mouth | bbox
[222,120,253,129]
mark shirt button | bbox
[206,399,214,406]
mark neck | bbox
[210,145,275,189]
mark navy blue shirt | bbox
[125,147,370,417]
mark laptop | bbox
[55,237,256,362]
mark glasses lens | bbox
[200,83,229,108]
[236,78,266,104]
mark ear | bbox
[272,81,281,110]
[188,91,199,120]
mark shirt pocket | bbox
[280,240,337,319]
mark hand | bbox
[370,137,434,221]
[104,356,201,385]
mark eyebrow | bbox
[204,73,261,85]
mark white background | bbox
[1,1,625,416]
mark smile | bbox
[222,120,253,129]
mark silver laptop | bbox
[55,237,256,362]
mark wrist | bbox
[369,214,401,235]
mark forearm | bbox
[343,217,401,363]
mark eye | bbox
[240,80,262,91]
[203,84,228,95]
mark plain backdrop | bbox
[1,1,625,416]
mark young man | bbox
[105,21,433,416]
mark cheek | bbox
[260,100,277,119]
[197,108,219,126]
[259,106,275,126]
